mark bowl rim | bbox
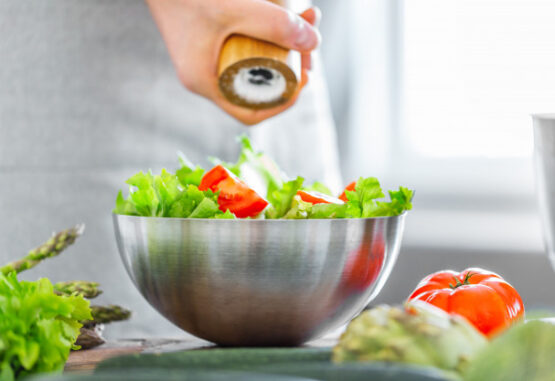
[112,211,408,222]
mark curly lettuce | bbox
[211,135,286,197]
[114,164,234,219]
[270,178,412,220]
[0,273,91,381]
[114,136,413,219]
[344,178,413,218]
[265,177,305,219]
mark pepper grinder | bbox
[218,0,301,110]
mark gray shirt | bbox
[0,0,340,337]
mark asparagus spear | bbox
[83,305,131,327]
[54,281,102,299]
[0,224,85,275]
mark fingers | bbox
[229,0,321,52]
[299,7,320,71]
[300,7,321,27]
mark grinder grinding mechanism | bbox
[218,0,301,110]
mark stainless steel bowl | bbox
[113,214,407,346]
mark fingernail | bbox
[294,19,318,50]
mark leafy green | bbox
[283,195,313,219]
[267,176,412,219]
[114,138,413,220]
[125,171,158,216]
[214,135,286,197]
[114,169,234,219]
[187,197,221,219]
[302,181,333,196]
[344,178,413,218]
[214,210,236,219]
[343,177,384,218]
[0,273,91,381]
[114,191,137,216]
[309,203,347,219]
[176,166,204,188]
[265,177,305,219]
[176,154,205,187]
[167,185,215,218]
[387,187,414,214]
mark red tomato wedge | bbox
[338,181,357,202]
[296,190,344,205]
[199,165,269,218]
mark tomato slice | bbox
[296,190,344,205]
[199,165,268,218]
[338,181,357,202]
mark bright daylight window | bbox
[402,0,555,159]
[370,0,555,252]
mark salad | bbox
[113,136,413,219]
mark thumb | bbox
[229,0,321,52]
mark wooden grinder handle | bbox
[217,0,301,110]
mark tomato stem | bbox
[449,272,475,289]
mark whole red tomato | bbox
[407,268,524,338]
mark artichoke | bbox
[464,319,555,381]
[332,302,487,374]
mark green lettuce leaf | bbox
[114,169,233,219]
[302,181,333,196]
[213,135,286,197]
[309,203,348,219]
[188,197,221,219]
[176,166,205,188]
[0,273,91,381]
[176,154,205,187]
[345,178,413,218]
[214,210,236,219]
[114,138,413,220]
[265,177,304,219]
[114,191,138,216]
[167,185,208,218]
[125,171,159,216]
[388,186,414,214]
[283,195,313,219]
[154,169,182,216]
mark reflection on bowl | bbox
[113,214,407,346]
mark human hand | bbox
[146,0,320,125]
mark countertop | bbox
[65,337,338,373]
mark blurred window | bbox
[335,0,554,251]
[402,0,555,159]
